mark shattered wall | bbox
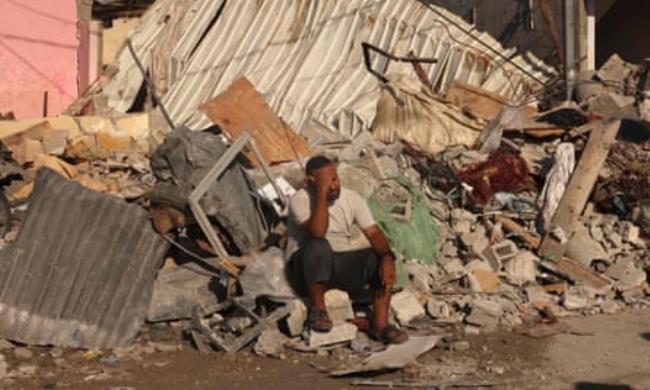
[103,0,554,138]
[0,0,79,118]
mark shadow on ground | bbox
[639,332,650,341]
[575,382,634,390]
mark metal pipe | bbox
[564,0,577,100]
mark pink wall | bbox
[0,0,79,118]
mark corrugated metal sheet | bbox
[104,0,555,137]
[0,169,168,348]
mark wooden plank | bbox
[199,77,311,167]
[539,258,611,290]
[496,216,541,248]
[538,119,621,259]
[445,80,535,121]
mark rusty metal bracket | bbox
[361,42,437,84]
[188,132,284,273]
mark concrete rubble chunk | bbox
[470,298,503,318]
[596,53,634,83]
[285,299,307,337]
[525,286,553,309]
[562,287,592,311]
[566,224,609,266]
[600,300,622,315]
[390,290,425,325]
[325,289,354,324]
[309,323,357,348]
[426,299,451,320]
[0,353,6,380]
[606,258,646,291]
[482,239,518,271]
[505,251,539,286]
[329,336,440,376]
[442,258,467,280]
[404,261,432,293]
[622,222,645,248]
[460,231,490,257]
[254,327,288,357]
[465,260,501,293]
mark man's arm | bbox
[364,225,396,288]
[306,189,329,238]
[364,225,393,258]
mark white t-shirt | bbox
[285,187,376,260]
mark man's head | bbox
[306,156,341,201]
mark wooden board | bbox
[445,80,535,121]
[538,119,621,259]
[199,77,311,166]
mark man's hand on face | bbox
[309,167,337,197]
[379,254,396,289]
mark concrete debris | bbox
[2,0,650,380]
[390,290,425,326]
[329,336,441,376]
[254,327,288,358]
[285,300,308,337]
[309,323,357,349]
[466,260,501,293]
[426,299,451,320]
[324,290,354,324]
[505,251,539,286]
[482,239,518,271]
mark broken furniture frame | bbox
[191,301,291,353]
[188,132,284,270]
[361,42,437,84]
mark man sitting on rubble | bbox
[287,155,408,344]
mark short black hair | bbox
[305,155,334,175]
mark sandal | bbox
[371,324,409,345]
[308,308,333,332]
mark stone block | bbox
[426,299,450,319]
[562,287,591,310]
[442,258,467,280]
[466,260,500,293]
[470,298,503,318]
[525,286,553,309]
[325,289,354,324]
[390,290,425,325]
[309,323,357,348]
[461,231,490,257]
[285,299,307,337]
[505,251,538,286]
[482,239,518,271]
[254,327,288,357]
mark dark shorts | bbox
[289,237,382,296]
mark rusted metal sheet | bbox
[0,169,167,348]
[199,77,311,166]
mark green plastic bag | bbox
[368,176,438,286]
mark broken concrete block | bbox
[285,299,307,337]
[600,300,622,315]
[426,299,450,319]
[505,251,539,286]
[470,298,503,318]
[461,231,490,257]
[465,260,500,293]
[607,232,623,248]
[482,239,518,271]
[622,222,645,248]
[525,286,553,309]
[442,258,467,280]
[597,53,634,84]
[606,258,646,291]
[562,287,591,311]
[325,289,354,324]
[450,341,470,351]
[404,261,432,293]
[390,290,425,325]
[254,327,288,357]
[566,224,608,266]
[309,323,357,348]
[42,130,68,156]
[464,311,498,332]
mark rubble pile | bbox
[0,0,647,386]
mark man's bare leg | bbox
[372,285,391,331]
[308,282,327,310]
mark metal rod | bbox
[421,3,548,86]
[362,42,437,84]
[126,39,175,130]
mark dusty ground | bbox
[6,308,650,390]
